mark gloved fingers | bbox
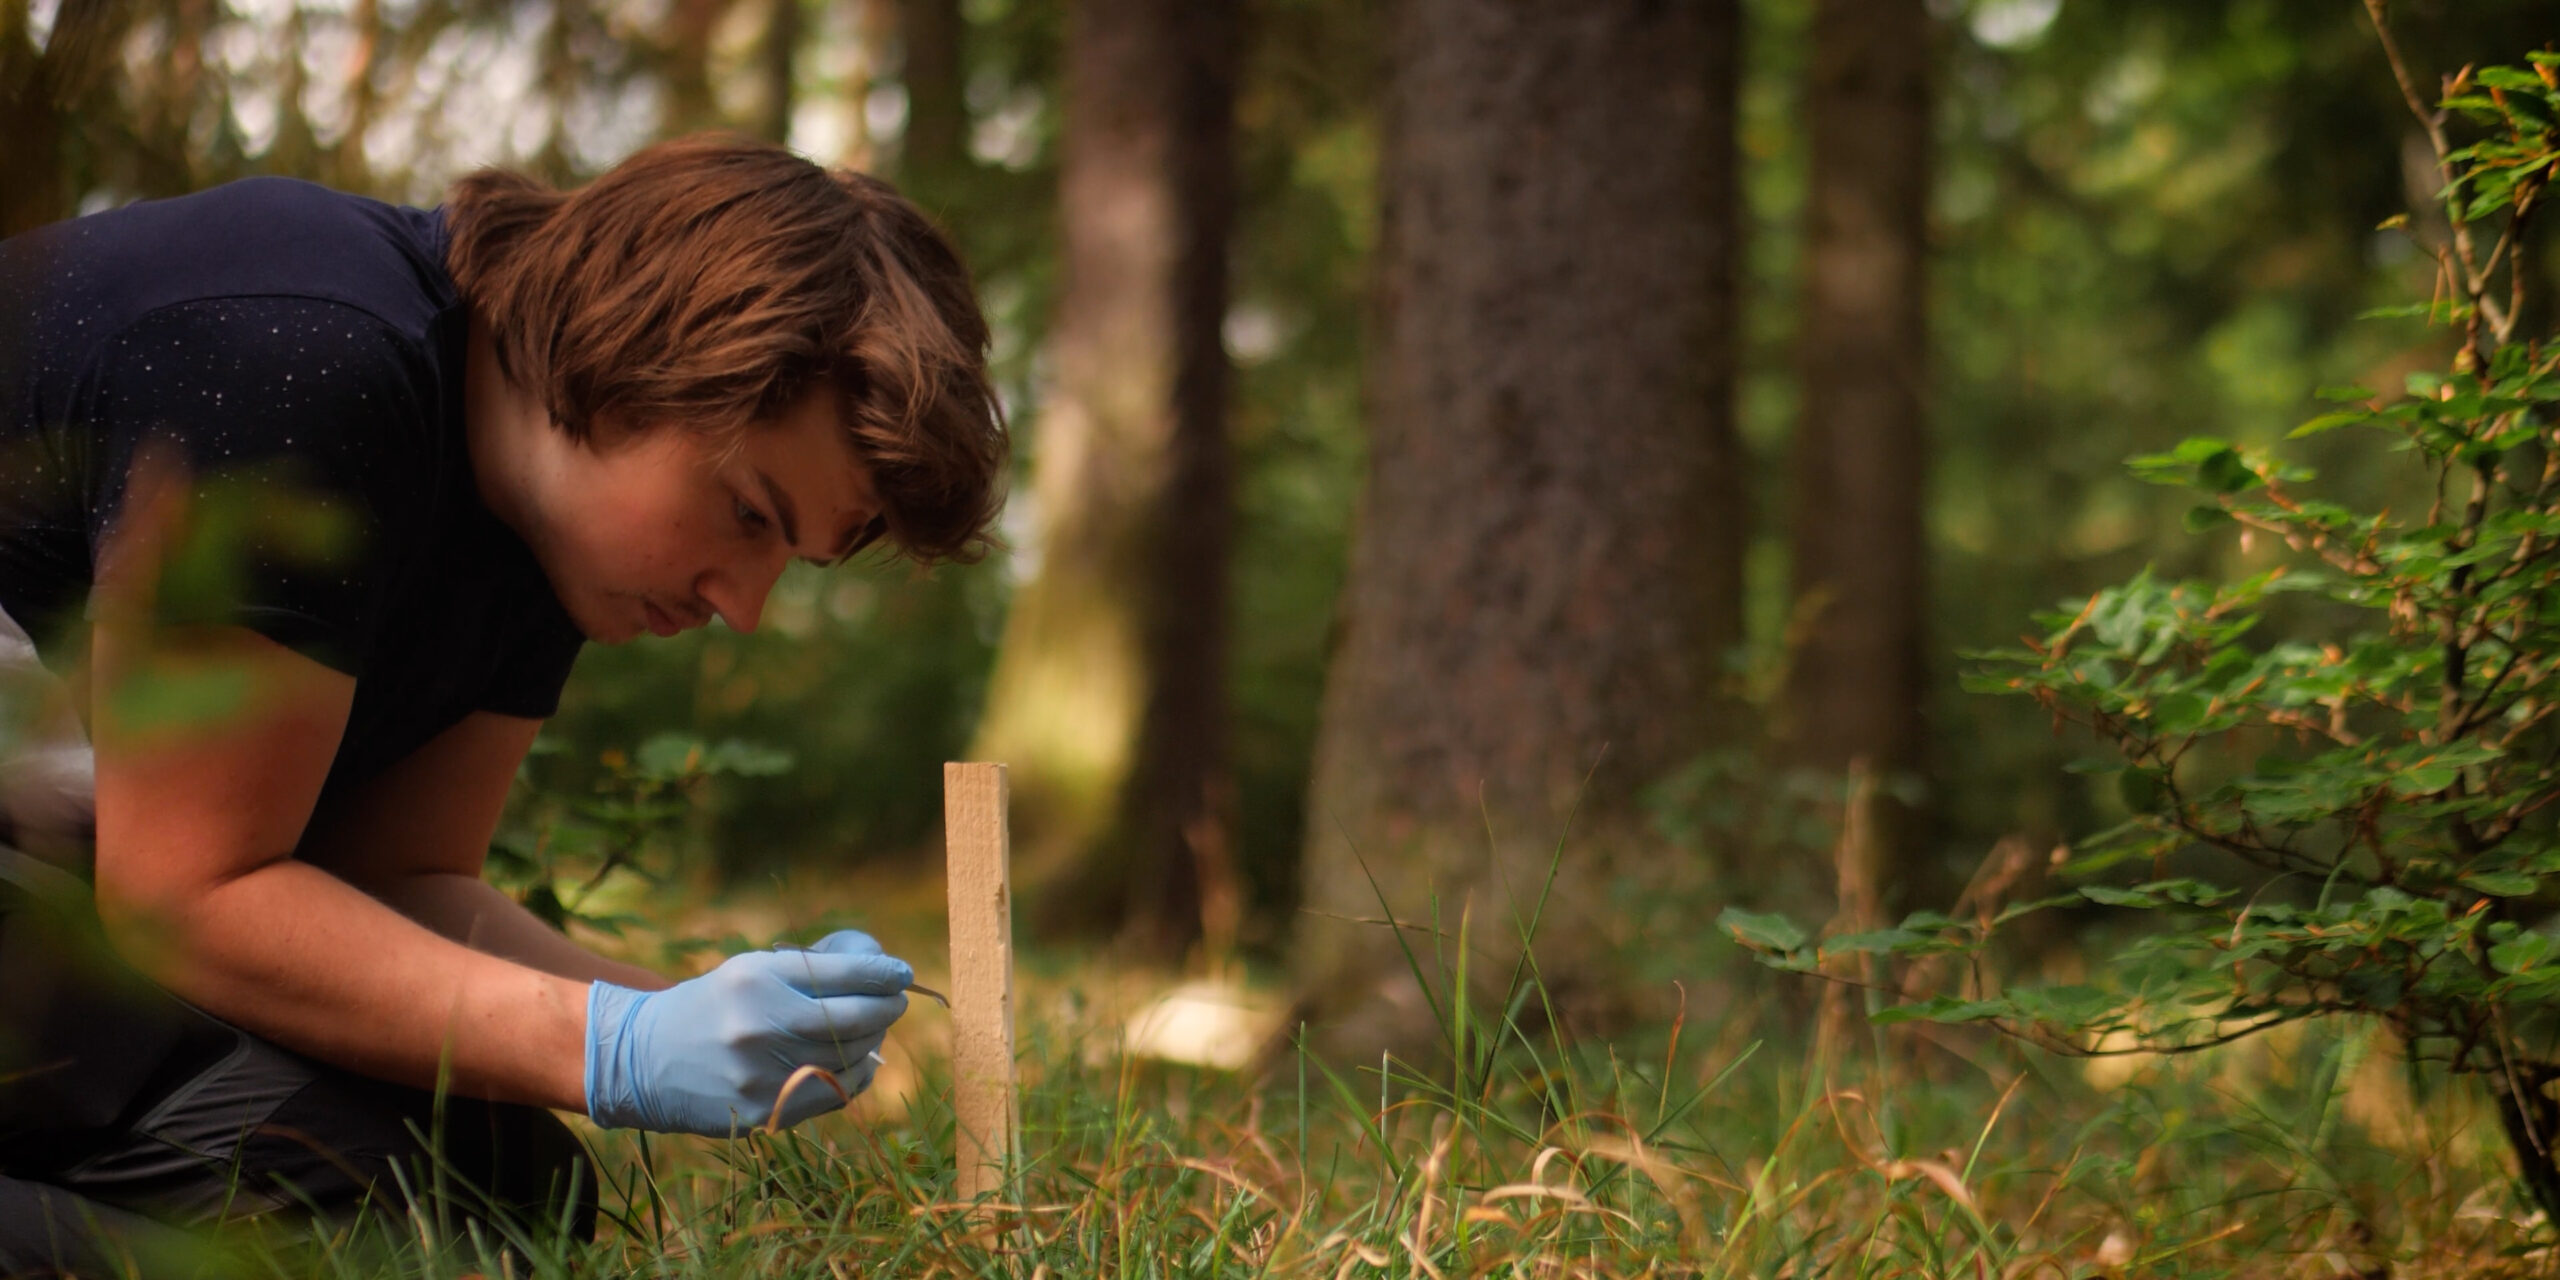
[761,1023,885,1068]
[777,990,909,1044]
[774,948,915,998]
[805,929,886,956]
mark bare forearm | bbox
[102,860,592,1111]
[363,872,668,991]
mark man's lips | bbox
[643,600,684,638]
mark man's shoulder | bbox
[12,177,458,348]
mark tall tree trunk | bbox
[322,0,384,192]
[1294,0,1744,1059]
[968,0,1240,958]
[0,0,69,237]
[891,0,969,212]
[1782,0,1932,916]
[661,0,728,135]
[1,0,134,235]
[758,0,798,145]
[140,0,218,197]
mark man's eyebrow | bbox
[760,466,879,566]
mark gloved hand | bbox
[585,929,912,1135]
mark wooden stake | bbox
[943,762,1017,1202]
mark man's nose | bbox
[699,550,789,635]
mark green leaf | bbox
[635,732,707,778]
[1869,997,2009,1026]
[2290,411,2369,439]
[703,739,796,777]
[2463,871,2540,897]
[2477,66,2549,92]
[2081,885,2154,908]
[2491,931,2553,974]
[2152,691,2210,733]
[1821,928,1934,956]
[2197,447,2257,494]
[1719,908,1809,954]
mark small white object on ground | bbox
[1124,980,1284,1071]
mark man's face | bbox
[517,384,883,644]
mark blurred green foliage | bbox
[490,729,796,936]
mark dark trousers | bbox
[0,852,597,1278]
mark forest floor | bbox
[210,876,2560,1278]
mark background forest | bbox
[14,0,2560,1272]
[9,0,2560,1034]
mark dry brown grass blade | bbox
[763,1064,853,1134]
[1582,1130,1711,1246]
[1875,1158,1980,1213]
[1481,1183,1592,1208]
[1170,1155,1287,1213]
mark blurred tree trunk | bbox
[895,0,964,170]
[1,0,134,235]
[1294,0,1743,1058]
[320,0,385,192]
[530,0,588,183]
[662,0,729,135]
[828,0,892,171]
[1781,0,1932,915]
[892,0,969,207]
[757,0,798,145]
[0,0,70,236]
[968,0,1240,959]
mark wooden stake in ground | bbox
[944,762,1018,1202]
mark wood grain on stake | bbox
[944,762,1017,1202]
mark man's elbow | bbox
[89,854,283,982]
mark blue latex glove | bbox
[585,929,912,1135]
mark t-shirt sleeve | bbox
[73,297,443,676]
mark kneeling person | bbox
[0,135,1007,1271]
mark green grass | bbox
[174,947,2551,1280]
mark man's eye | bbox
[735,498,769,533]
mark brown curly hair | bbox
[442,134,1007,565]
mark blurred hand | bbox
[584,929,911,1134]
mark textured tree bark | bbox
[1783,0,1932,915]
[1294,0,1744,1059]
[968,0,1239,958]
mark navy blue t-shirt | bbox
[0,178,585,803]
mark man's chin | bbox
[566,602,641,644]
